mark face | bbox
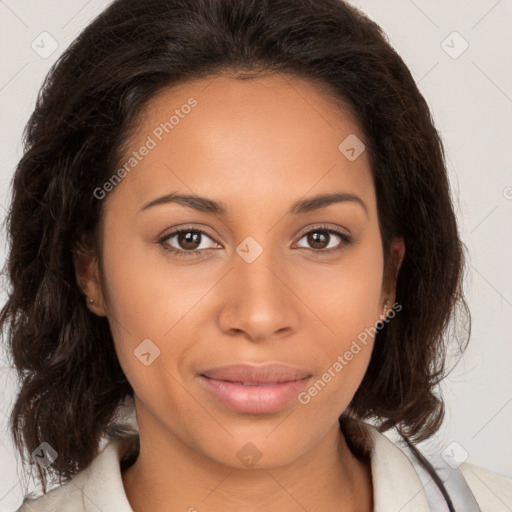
[76,72,404,469]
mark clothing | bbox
[17,421,512,512]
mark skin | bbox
[75,72,405,512]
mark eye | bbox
[158,226,220,257]
[295,225,352,253]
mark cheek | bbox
[100,220,198,337]
[99,223,177,375]
[100,221,220,405]
[310,233,384,339]
[296,235,384,402]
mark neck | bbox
[121,415,373,512]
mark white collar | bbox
[364,424,432,511]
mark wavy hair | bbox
[0,0,470,495]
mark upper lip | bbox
[200,363,312,384]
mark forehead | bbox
[108,73,375,217]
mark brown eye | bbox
[159,227,220,257]
[176,230,202,250]
[306,231,330,249]
[296,227,351,252]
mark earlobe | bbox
[380,299,391,321]
[72,237,107,317]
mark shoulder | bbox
[459,461,512,512]
[16,472,88,512]
[16,439,134,512]
[344,418,512,512]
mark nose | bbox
[217,247,299,343]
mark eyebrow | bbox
[138,191,368,217]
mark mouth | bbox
[197,363,313,414]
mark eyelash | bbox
[157,224,353,259]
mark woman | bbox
[1,0,510,511]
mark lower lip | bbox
[197,375,311,414]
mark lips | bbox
[200,363,312,384]
[197,363,313,414]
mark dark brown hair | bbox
[1,0,470,496]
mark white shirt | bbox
[17,421,512,512]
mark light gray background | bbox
[0,1,511,510]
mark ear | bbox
[381,236,405,309]
[72,234,107,317]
